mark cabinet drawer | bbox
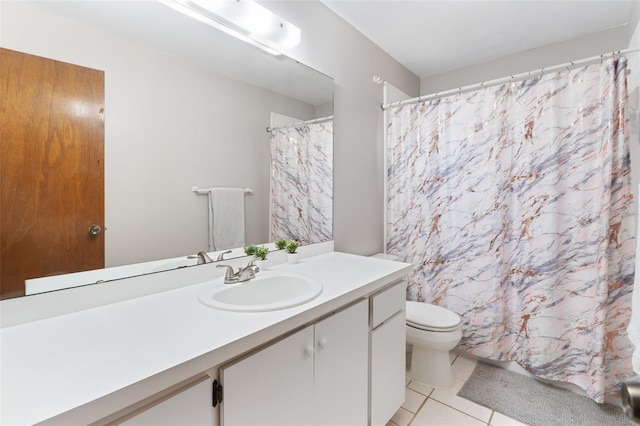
[371,280,406,328]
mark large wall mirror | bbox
[0,1,333,299]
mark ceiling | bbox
[322,0,638,78]
[22,0,638,84]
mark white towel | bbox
[208,188,246,251]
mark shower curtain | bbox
[386,58,634,402]
[269,120,333,244]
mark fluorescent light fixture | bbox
[163,0,301,55]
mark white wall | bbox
[4,1,636,264]
[261,1,420,256]
[1,1,419,266]
[0,2,320,266]
[420,26,631,95]
[270,1,639,257]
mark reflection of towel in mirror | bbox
[208,188,245,251]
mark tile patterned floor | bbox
[387,354,530,426]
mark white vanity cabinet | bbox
[121,377,215,426]
[219,299,369,425]
[1,251,413,426]
[369,280,407,426]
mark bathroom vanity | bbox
[0,250,411,425]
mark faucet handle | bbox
[217,250,232,261]
[247,258,260,273]
[190,251,213,264]
[217,264,238,283]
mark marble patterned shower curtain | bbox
[269,120,333,244]
[386,58,634,402]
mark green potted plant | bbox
[274,238,287,250]
[244,245,257,256]
[245,244,269,269]
[253,245,269,261]
[285,240,301,264]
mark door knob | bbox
[88,224,102,236]
[304,345,315,358]
[318,338,328,350]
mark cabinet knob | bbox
[318,338,328,350]
[304,345,315,358]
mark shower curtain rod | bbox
[266,115,333,132]
[382,48,640,110]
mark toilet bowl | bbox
[406,301,462,388]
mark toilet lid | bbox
[406,301,461,331]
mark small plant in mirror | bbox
[244,245,257,256]
[274,239,287,250]
[253,245,269,260]
[285,240,300,254]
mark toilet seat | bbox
[406,301,461,332]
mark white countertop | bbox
[1,252,411,425]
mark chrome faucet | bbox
[197,251,213,264]
[217,250,232,261]
[239,259,260,278]
[217,259,260,284]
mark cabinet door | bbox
[220,326,314,426]
[122,378,214,426]
[370,311,406,426]
[314,299,369,426]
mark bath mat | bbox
[457,362,628,426]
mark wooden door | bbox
[1,48,105,299]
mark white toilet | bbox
[406,301,462,388]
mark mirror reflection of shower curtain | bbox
[269,120,333,244]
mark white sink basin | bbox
[197,273,323,312]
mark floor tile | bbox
[408,379,434,396]
[451,355,478,381]
[490,411,530,426]
[389,407,414,426]
[411,399,486,426]
[429,377,492,422]
[401,387,427,413]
